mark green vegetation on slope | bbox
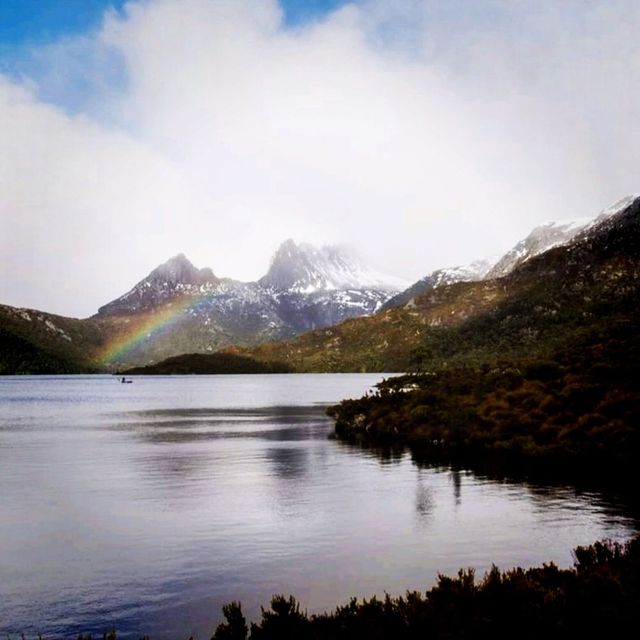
[326,205,640,470]
[328,320,640,472]
[245,201,640,373]
[246,246,639,373]
[0,328,90,374]
[0,305,106,373]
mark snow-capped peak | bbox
[599,194,640,219]
[379,256,495,312]
[487,194,640,279]
[259,239,407,292]
[486,220,584,279]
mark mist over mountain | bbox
[0,238,409,372]
[1,195,639,374]
[84,239,404,367]
[259,240,407,292]
[242,194,640,372]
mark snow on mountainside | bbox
[380,258,495,312]
[598,194,640,219]
[244,193,640,374]
[487,220,591,279]
[93,240,406,366]
[98,254,221,315]
[259,239,407,292]
[422,258,495,289]
[5,194,639,373]
[487,195,640,279]
[382,194,640,313]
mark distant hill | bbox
[0,305,105,373]
[121,352,292,375]
[0,327,87,374]
[326,196,640,472]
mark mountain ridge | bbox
[378,195,639,314]
[238,194,640,372]
[2,195,639,373]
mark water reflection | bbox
[267,446,309,481]
[343,439,640,529]
[119,403,640,542]
[450,468,463,506]
[1,375,639,640]
[415,476,434,526]
[332,438,407,465]
[109,407,330,444]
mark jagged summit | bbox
[6,194,639,371]
[148,254,218,287]
[243,191,640,373]
[97,254,220,316]
[93,240,406,360]
[259,239,407,292]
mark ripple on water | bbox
[0,374,638,639]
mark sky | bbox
[1,0,639,318]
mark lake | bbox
[0,374,637,638]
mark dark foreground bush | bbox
[212,535,640,640]
[14,537,638,640]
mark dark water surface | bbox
[0,374,637,638]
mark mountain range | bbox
[324,196,640,475]
[0,239,406,371]
[235,194,640,372]
[1,196,638,373]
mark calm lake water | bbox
[0,374,638,638]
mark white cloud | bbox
[1,0,639,317]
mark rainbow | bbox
[99,294,210,366]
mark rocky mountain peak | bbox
[96,254,219,316]
[148,254,217,287]
[259,239,406,292]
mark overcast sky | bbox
[1,0,639,318]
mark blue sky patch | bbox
[0,0,351,53]
[0,0,127,50]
